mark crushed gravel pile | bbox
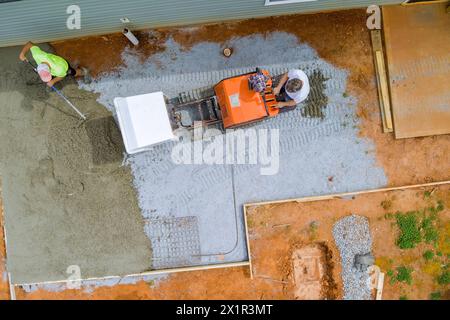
[333,214,373,300]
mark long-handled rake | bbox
[24,60,87,120]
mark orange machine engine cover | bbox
[214,71,279,129]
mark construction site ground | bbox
[50,8,450,187]
[0,7,449,299]
[383,3,450,138]
[245,183,450,300]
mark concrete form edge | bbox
[1,184,15,300]
[13,261,250,288]
[244,180,450,207]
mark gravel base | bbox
[80,32,387,268]
[333,214,373,300]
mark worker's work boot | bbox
[81,67,92,84]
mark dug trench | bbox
[282,241,338,300]
[0,46,152,284]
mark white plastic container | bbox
[123,28,139,46]
[114,92,176,154]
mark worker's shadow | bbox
[19,64,52,112]
[19,43,69,113]
[85,116,125,166]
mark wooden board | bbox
[370,30,393,132]
[383,3,450,138]
[376,272,385,300]
[244,180,450,207]
[376,51,394,131]
[402,0,448,6]
[15,261,251,287]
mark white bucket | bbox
[123,28,139,46]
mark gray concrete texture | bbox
[81,32,387,268]
[0,46,152,284]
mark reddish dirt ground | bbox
[1,7,449,300]
[0,187,10,300]
[246,184,449,300]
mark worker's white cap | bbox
[37,63,52,82]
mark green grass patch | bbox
[394,202,443,249]
[436,200,444,212]
[437,270,449,285]
[396,266,413,285]
[396,212,422,249]
[423,191,432,199]
[399,295,408,300]
[423,250,434,261]
[421,215,439,245]
[430,291,441,300]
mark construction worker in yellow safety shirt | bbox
[19,41,90,87]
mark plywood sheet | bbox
[383,3,450,138]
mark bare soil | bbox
[289,242,337,300]
[0,188,10,300]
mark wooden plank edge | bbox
[243,205,254,279]
[13,261,251,288]
[244,180,450,207]
[401,0,448,6]
[376,272,385,300]
[370,30,393,133]
[1,183,14,300]
[375,50,394,130]
[374,53,390,132]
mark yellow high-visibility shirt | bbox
[30,46,69,78]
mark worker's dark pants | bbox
[276,85,297,113]
[67,66,77,77]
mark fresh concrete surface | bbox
[81,33,387,268]
[0,46,152,284]
[383,3,450,138]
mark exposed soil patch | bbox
[287,242,337,300]
[247,184,449,300]
[0,189,10,300]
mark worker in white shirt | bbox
[273,69,310,112]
